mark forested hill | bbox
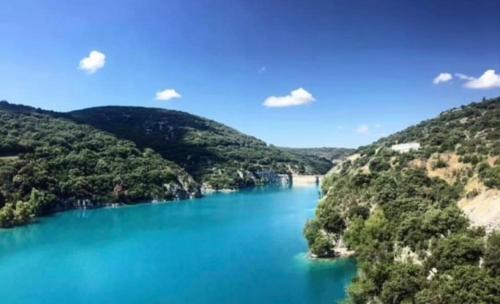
[0,100,336,227]
[0,101,199,228]
[278,147,354,162]
[305,97,500,303]
[69,106,333,189]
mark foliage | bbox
[415,266,500,304]
[306,98,500,302]
[484,232,500,276]
[0,102,199,227]
[478,162,500,189]
[310,233,333,257]
[69,106,334,189]
[380,263,424,304]
[278,147,354,162]
[426,233,484,271]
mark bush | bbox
[304,219,321,247]
[484,232,500,276]
[380,264,424,304]
[310,233,333,257]
[427,234,484,271]
[415,266,500,304]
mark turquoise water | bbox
[0,186,356,304]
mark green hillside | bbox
[305,98,500,303]
[279,147,354,162]
[0,101,199,228]
[0,100,338,227]
[70,106,333,189]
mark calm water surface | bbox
[0,186,356,303]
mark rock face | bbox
[292,175,321,187]
[390,142,420,153]
[256,170,292,187]
[459,189,500,232]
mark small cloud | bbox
[463,69,500,89]
[258,66,267,73]
[79,50,106,74]
[455,73,474,81]
[356,124,370,135]
[433,72,453,84]
[336,125,344,130]
[156,89,182,101]
[374,123,382,129]
[263,88,315,108]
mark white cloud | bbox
[455,73,474,81]
[155,89,182,101]
[79,50,106,74]
[433,72,453,84]
[263,88,315,108]
[356,124,370,135]
[463,69,500,89]
[259,66,267,73]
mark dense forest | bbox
[69,106,333,189]
[0,102,199,227]
[305,98,500,303]
[278,147,354,163]
[0,101,336,228]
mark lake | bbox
[0,186,357,303]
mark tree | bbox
[484,231,500,276]
[427,234,484,271]
[317,205,346,234]
[13,201,34,225]
[415,266,500,304]
[380,263,424,304]
[0,191,5,208]
[0,203,16,227]
[304,219,320,247]
[29,188,56,215]
[310,233,333,257]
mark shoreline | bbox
[2,181,321,229]
[292,174,323,187]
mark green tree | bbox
[484,231,500,276]
[427,234,484,271]
[310,233,332,257]
[303,219,321,247]
[0,203,16,227]
[415,266,500,304]
[13,201,34,225]
[380,263,424,304]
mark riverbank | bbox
[292,174,323,187]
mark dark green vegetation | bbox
[0,102,197,227]
[0,101,335,228]
[70,106,332,189]
[305,98,500,303]
[279,147,354,163]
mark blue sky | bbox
[1,0,499,148]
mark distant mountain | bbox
[305,98,500,302]
[69,106,333,189]
[0,101,199,228]
[279,147,354,162]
